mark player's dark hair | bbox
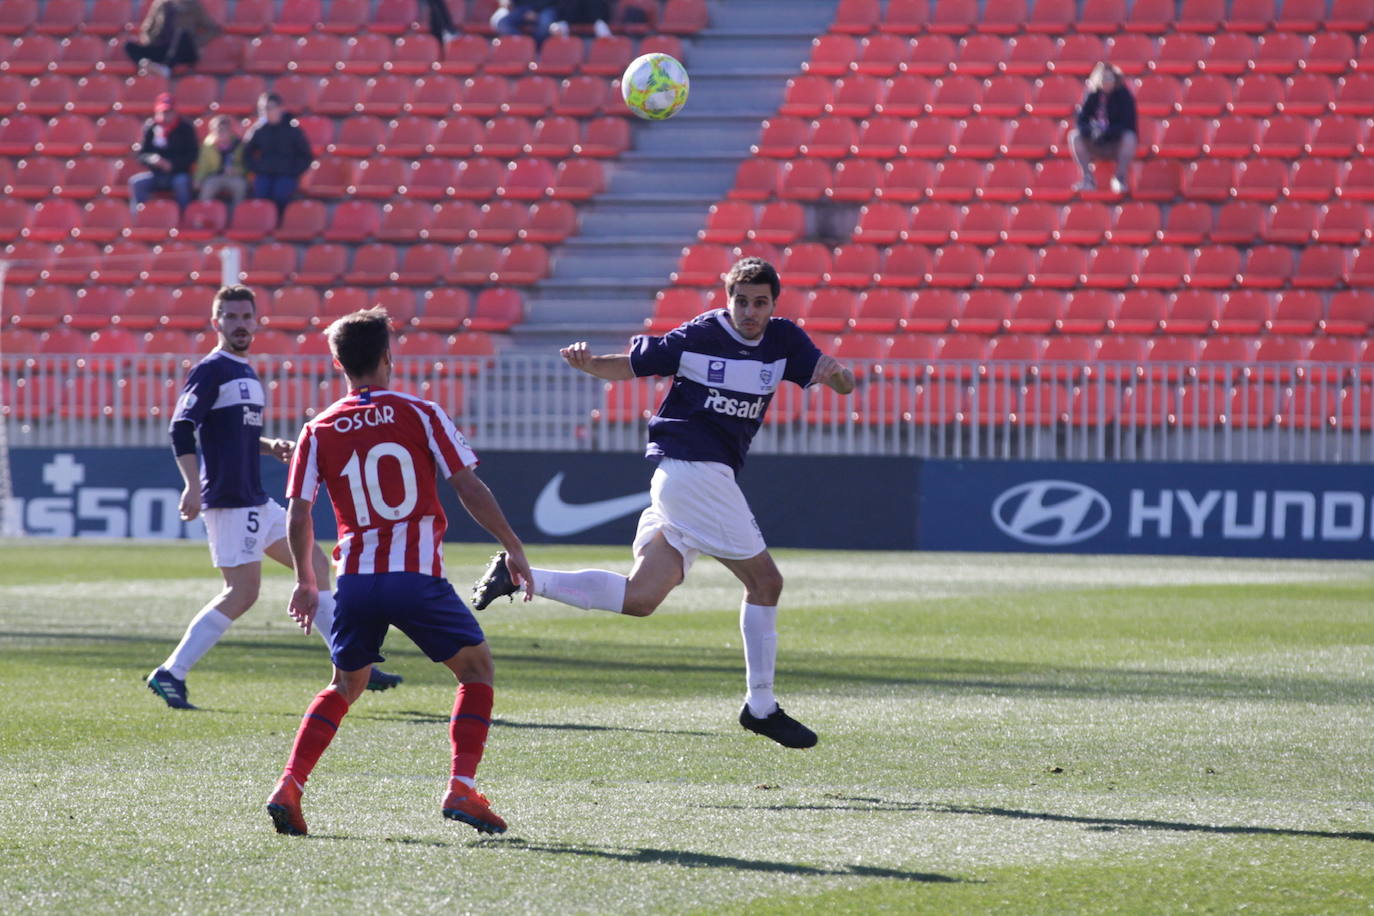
[725,257,781,300]
[327,307,392,378]
[212,285,256,315]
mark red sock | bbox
[283,689,350,787]
[450,682,494,783]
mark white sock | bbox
[531,568,627,612]
[163,605,233,680]
[740,601,778,717]
[450,775,475,789]
[313,590,336,652]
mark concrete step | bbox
[703,0,838,35]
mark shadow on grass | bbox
[353,710,715,738]
[7,631,1371,707]
[730,795,1374,844]
[495,837,962,883]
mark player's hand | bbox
[504,546,535,602]
[266,438,294,463]
[560,340,593,373]
[812,354,856,394]
[178,486,201,522]
[288,582,319,635]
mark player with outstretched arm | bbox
[146,285,401,710]
[472,257,855,749]
[267,307,533,836]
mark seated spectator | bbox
[551,0,612,37]
[194,115,248,211]
[243,92,314,221]
[125,0,222,75]
[492,0,560,45]
[1069,62,1138,195]
[129,92,198,215]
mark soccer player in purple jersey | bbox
[472,257,856,748]
[145,285,401,710]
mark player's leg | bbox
[147,559,262,709]
[437,641,506,834]
[262,507,403,691]
[268,571,387,835]
[1113,130,1137,192]
[717,550,817,750]
[267,665,370,836]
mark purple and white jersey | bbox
[629,309,821,473]
[171,349,268,509]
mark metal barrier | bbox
[2,353,1370,463]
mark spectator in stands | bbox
[125,0,222,75]
[243,92,314,222]
[550,0,613,37]
[1069,62,1138,195]
[129,92,198,216]
[491,0,560,44]
[194,115,248,212]
[419,0,460,44]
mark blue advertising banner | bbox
[919,459,1374,559]
[8,448,917,552]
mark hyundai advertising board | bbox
[919,460,1374,559]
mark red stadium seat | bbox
[1081,244,1141,288]
[291,33,346,76]
[852,288,911,333]
[853,35,911,78]
[1160,289,1220,334]
[217,73,270,116]
[800,117,858,159]
[1263,201,1319,244]
[520,200,575,245]
[1207,201,1263,245]
[276,199,327,242]
[1314,200,1369,244]
[929,160,985,202]
[802,35,856,78]
[827,243,883,287]
[1154,116,1210,158]
[779,243,831,287]
[1215,290,1273,335]
[660,0,709,34]
[798,288,859,333]
[928,75,983,117]
[1293,245,1350,289]
[1055,290,1117,335]
[779,75,833,119]
[376,199,436,243]
[981,159,1035,202]
[904,201,958,245]
[882,0,929,33]
[1202,33,1258,76]
[831,75,886,117]
[699,201,753,244]
[1322,291,1374,336]
[875,243,932,289]
[954,290,1013,333]
[1189,245,1242,288]
[407,74,463,117]
[925,244,984,288]
[954,202,1010,246]
[1055,202,1111,245]
[952,34,1006,77]
[1233,158,1289,203]
[1266,291,1323,335]
[1002,202,1059,245]
[1003,117,1061,158]
[876,159,933,203]
[322,199,381,243]
[1032,246,1088,289]
[548,159,605,200]
[553,76,608,118]
[1232,74,1284,116]
[358,75,414,118]
[341,243,398,286]
[1155,32,1208,76]
[331,115,385,158]
[1334,72,1374,117]
[294,243,349,285]
[442,243,498,286]
[977,80,1031,120]
[387,35,439,76]
[852,201,908,245]
[472,200,530,245]
[879,73,935,117]
[777,158,830,202]
[1004,34,1057,76]
[1106,202,1162,245]
[395,243,451,286]
[263,286,319,332]
[1251,31,1308,75]
[1238,244,1294,289]
[495,157,552,201]
[381,116,439,159]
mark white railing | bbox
[2,353,1371,463]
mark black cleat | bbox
[471,551,518,611]
[739,703,818,749]
[366,667,404,692]
[146,668,195,710]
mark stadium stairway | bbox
[516,0,841,345]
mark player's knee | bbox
[620,595,661,617]
[753,571,783,605]
[220,581,259,611]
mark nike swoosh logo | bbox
[533,472,652,536]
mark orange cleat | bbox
[441,785,507,835]
[266,776,308,836]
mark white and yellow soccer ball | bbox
[620,52,690,121]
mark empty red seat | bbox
[1082,244,1141,288]
[828,243,883,287]
[802,35,856,78]
[779,243,832,286]
[1267,290,1323,335]
[882,0,930,33]
[1190,245,1243,287]
[1160,289,1220,334]
[953,290,1014,333]
[1239,244,1295,288]
[929,76,983,117]
[876,243,933,288]
[1055,201,1111,245]
[548,159,604,201]
[1215,290,1273,334]
[1003,202,1059,245]
[1154,116,1210,158]
[852,201,909,245]
[1155,32,1208,75]
[1135,74,1183,117]
[1211,201,1265,244]
[925,244,984,288]
[1143,336,1202,382]
[777,158,830,201]
[799,289,859,333]
[294,243,349,285]
[1134,245,1190,289]
[1294,245,1350,288]
[852,288,911,332]
[853,35,911,78]
[1183,159,1238,202]
[1232,74,1284,116]
[801,116,859,159]
[928,160,985,202]
[1056,290,1118,334]
[1323,291,1374,335]
[1003,34,1056,76]
[1032,246,1088,288]
[673,244,732,286]
[1202,33,1258,76]
[952,34,1006,77]
[323,200,381,243]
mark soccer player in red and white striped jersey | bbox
[266,307,533,837]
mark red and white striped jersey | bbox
[287,386,478,577]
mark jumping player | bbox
[472,257,855,749]
[266,307,533,836]
[146,285,401,709]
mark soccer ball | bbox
[620,52,690,121]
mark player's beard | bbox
[225,330,253,354]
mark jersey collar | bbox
[212,347,250,364]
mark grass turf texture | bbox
[1,541,1372,914]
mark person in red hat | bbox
[129,92,199,216]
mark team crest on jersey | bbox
[759,368,773,387]
[708,359,726,383]
[239,381,251,399]
[244,536,256,551]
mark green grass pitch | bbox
[1,540,1372,914]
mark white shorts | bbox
[632,458,767,574]
[202,499,288,568]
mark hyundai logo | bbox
[992,480,1111,546]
